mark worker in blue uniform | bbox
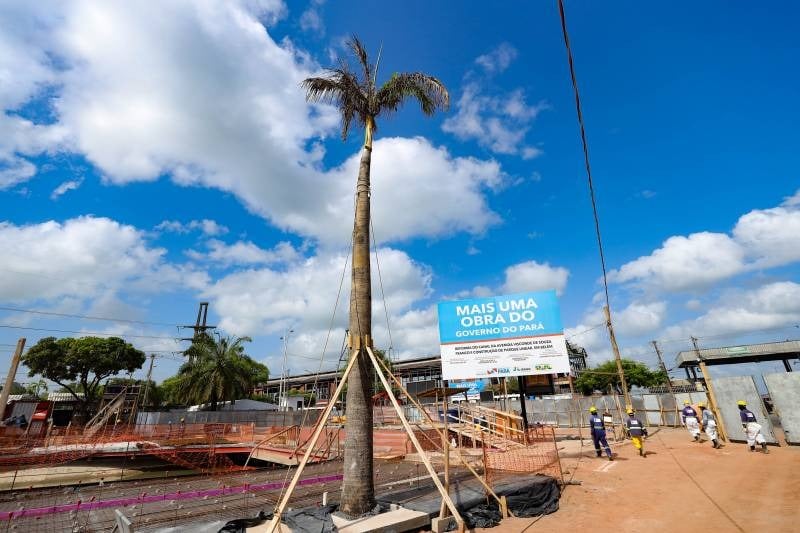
[681,400,701,442]
[589,406,613,461]
[625,408,648,457]
[737,400,768,453]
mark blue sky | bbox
[1,1,798,385]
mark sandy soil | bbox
[481,427,800,533]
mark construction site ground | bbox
[479,427,800,533]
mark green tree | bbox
[303,36,448,516]
[0,382,26,395]
[23,336,145,419]
[575,358,667,395]
[159,375,185,407]
[174,335,263,411]
[24,379,48,398]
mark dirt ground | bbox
[480,427,800,533]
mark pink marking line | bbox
[0,474,342,520]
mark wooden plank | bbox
[366,347,465,532]
[370,352,506,509]
[265,351,359,533]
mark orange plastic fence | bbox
[0,423,255,472]
[483,425,562,483]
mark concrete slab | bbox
[712,375,777,444]
[764,372,800,445]
[331,507,430,533]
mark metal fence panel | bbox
[642,394,662,426]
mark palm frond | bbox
[375,72,450,117]
[346,35,373,90]
[303,65,370,140]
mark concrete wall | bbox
[764,372,800,445]
[712,375,777,444]
[477,393,706,428]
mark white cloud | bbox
[204,247,432,347]
[0,157,36,189]
[609,232,746,292]
[662,282,800,341]
[189,239,300,267]
[50,178,83,199]
[299,0,325,34]
[565,300,667,363]
[783,189,800,207]
[475,43,517,74]
[0,2,70,187]
[0,216,207,303]
[156,219,229,236]
[442,82,549,158]
[609,190,800,292]
[317,137,504,243]
[501,261,569,296]
[732,200,800,268]
[0,2,504,246]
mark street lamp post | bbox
[279,329,294,412]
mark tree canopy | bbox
[23,336,146,417]
[575,358,668,395]
[172,335,267,410]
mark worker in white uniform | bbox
[737,400,768,454]
[681,400,701,442]
[697,402,719,449]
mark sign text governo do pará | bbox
[437,290,570,380]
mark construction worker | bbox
[625,408,648,457]
[589,406,613,461]
[698,402,720,449]
[681,400,701,442]
[737,400,768,453]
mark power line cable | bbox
[0,305,180,328]
[0,324,183,341]
[557,0,613,314]
[370,216,395,360]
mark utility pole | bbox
[181,302,216,345]
[0,338,26,414]
[691,337,728,442]
[651,341,675,397]
[279,328,294,412]
[652,340,678,425]
[141,354,156,409]
[603,306,630,408]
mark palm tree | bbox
[176,335,263,411]
[303,36,448,516]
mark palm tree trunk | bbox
[340,144,375,516]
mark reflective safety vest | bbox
[589,415,605,432]
[626,417,645,437]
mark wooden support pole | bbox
[371,350,507,513]
[0,338,26,415]
[439,387,450,519]
[692,337,728,442]
[652,340,678,426]
[265,349,360,533]
[366,347,465,531]
[603,306,630,409]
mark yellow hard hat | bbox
[698,402,706,408]
[683,400,690,405]
[589,406,597,412]
[737,400,747,406]
[626,408,634,415]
